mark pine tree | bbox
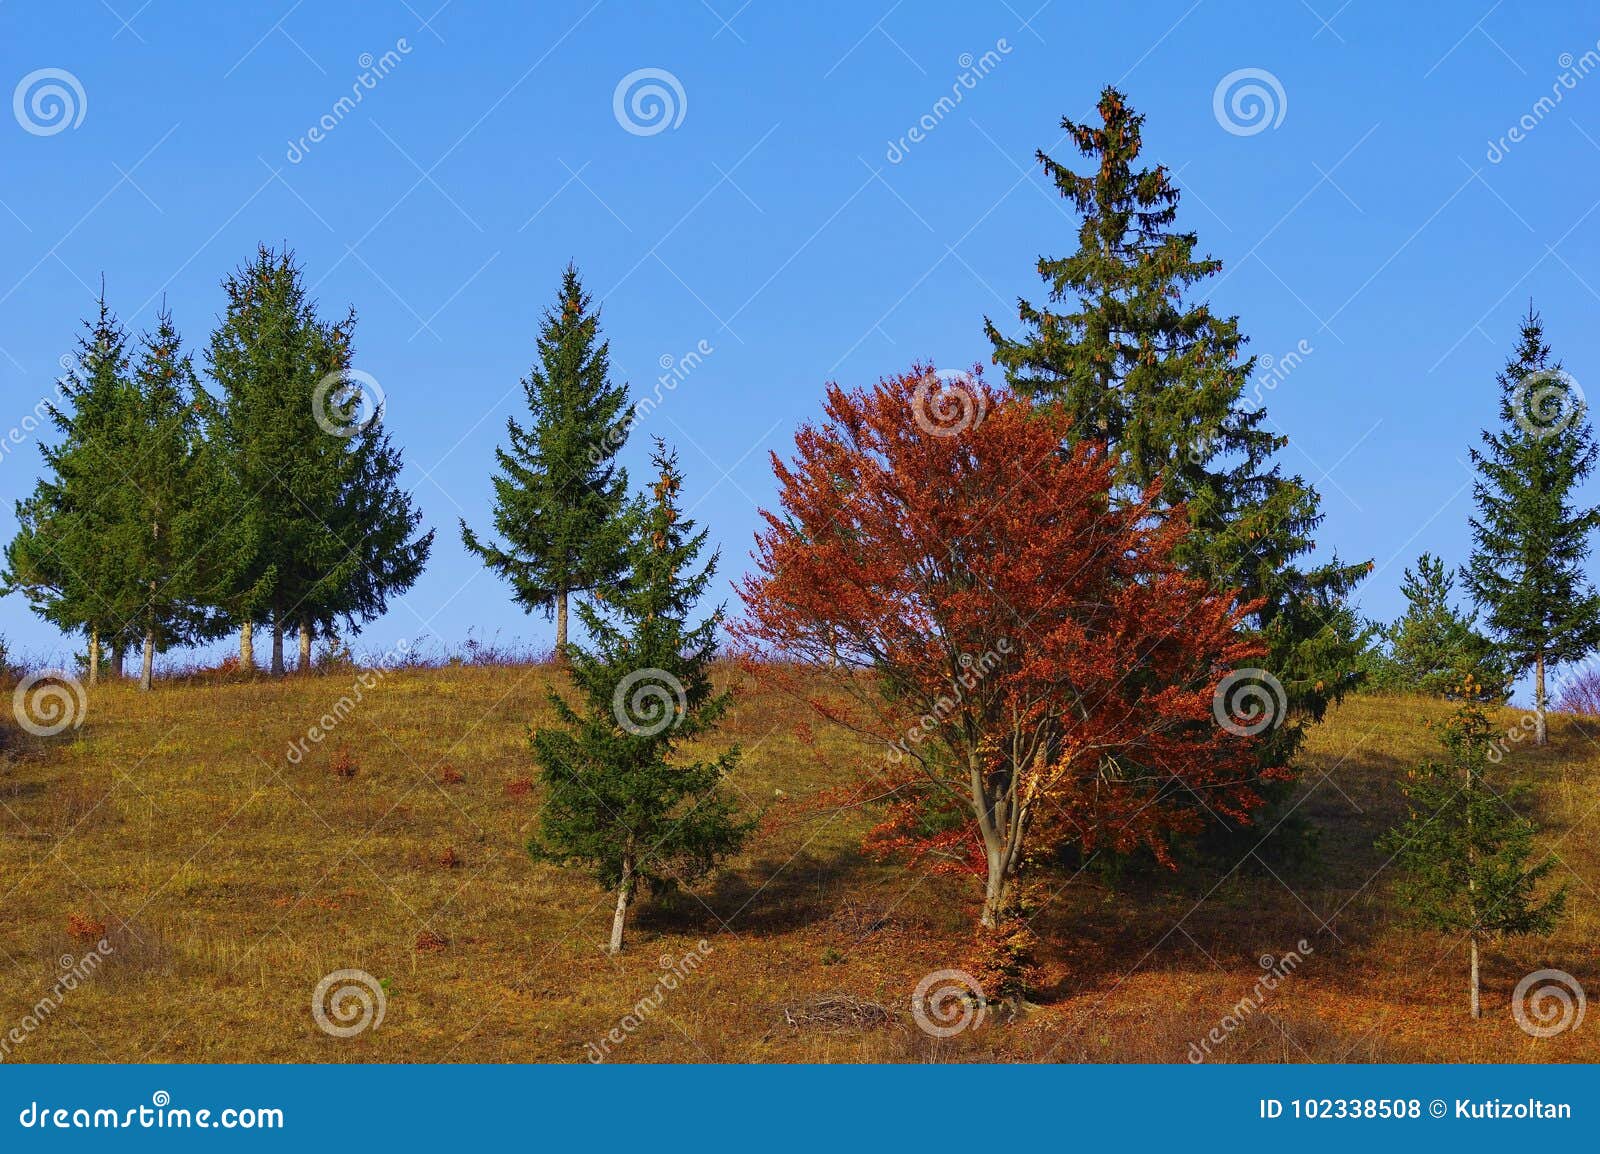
[529,440,751,953]
[1378,691,1565,1018]
[985,86,1368,797]
[4,291,140,684]
[1381,553,1508,698]
[1466,307,1600,744]
[461,265,631,657]
[204,245,431,674]
[116,309,242,689]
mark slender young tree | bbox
[1466,307,1600,744]
[204,245,431,674]
[116,310,241,689]
[4,291,139,684]
[985,87,1368,798]
[1379,689,1565,1019]
[1380,553,1508,698]
[529,440,751,953]
[461,265,632,657]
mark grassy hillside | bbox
[1,664,1596,1063]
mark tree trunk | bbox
[609,853,634,954]
[1469,934,1480,1020]
[555,589,569,662]
[1535,651,1548,745]
[270,610,285,677]
[981,850,1011,928]
[139,628,155,692]
[299,620,313,673]
[240,621,254,672]
[110,642,125,680]
[87,628,99,687]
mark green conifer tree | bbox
[116,309,243,689]
[529,440,751,953]
[204,245,431,674]
[1382,553,1508,698]
[4,291,139,683]
[1378,691,1565,1018]
[1466,307,1600,745]
[460,265,632,657]
[985,86,1369,795]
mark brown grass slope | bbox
[1,666,1597,1063]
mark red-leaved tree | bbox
[734,366,1278,927]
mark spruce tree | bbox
[460,265,631,657]
[204,245,431,674]
[985,86,1368,792]
[529,440,751,953]
[1381,553,1508,698]
[1378,691,1565,1018]
[1466,307,1600,744]
[4,292,139,683]
[116,309,242,689]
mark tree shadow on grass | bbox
[635,845,871,937]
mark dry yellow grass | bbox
[2,666,1597,1063]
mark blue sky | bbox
[3,0,1599,665]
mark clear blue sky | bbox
[3,0,1599,667]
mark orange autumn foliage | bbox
[735,365,1277,926]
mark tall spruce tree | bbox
[1378,692,1565,1019]
[204,245,431,674]
[1466,307,1600,744]
[4,292,139,684]
[1380,553,1508,698]
[460,265,631,657]
[116,309,242,689]
[529,441,752,953]
[985,86,1369,796]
